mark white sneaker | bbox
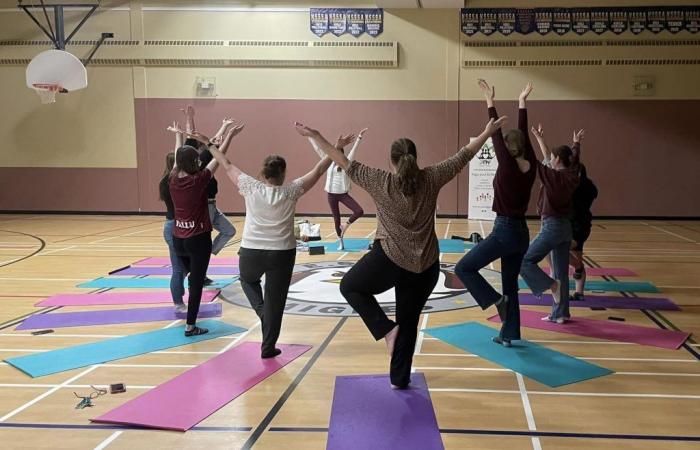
[541,315,553,322]
[556,317,566,324]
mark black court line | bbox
[0,423,251,432]
[0,229,46,268]
[50,220,162,244]
[241,317,348,450]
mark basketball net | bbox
[32,83,61,104]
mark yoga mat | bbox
[327,373,443,450]
[543,267,637,277]
[308,238,470,254]
[16,303,222,330]
[423,322,612,387]
[34,291,219,307]
[112,266,240,276]
[5,320,245,378]
[518,293,680,311]
[77,277,237,289]
[92,342,311,431]
[134,256,239,266]
[518,279,659,293]
[488,310,690,350]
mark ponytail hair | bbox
[159,152,175,201]
[390,138,420,197]
[261,155,286,185]
[174,145,200,176]
[551,145,573,168]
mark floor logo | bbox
[221,261,500,317]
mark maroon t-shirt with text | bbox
[169,169,213,239]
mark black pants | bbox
[238,247,296,355]
[174,232,212,326]
[340,241,439,388]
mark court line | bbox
[93,431,122,450]
[643,223,696,243]
[217,321,261,354]
[39,225,163,256]
[516,373,542,450]
[415,353,698,362]
[429,388,700,399]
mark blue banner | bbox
[310,8,382,38]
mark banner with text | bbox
[311,9,383,38]
[468,138,498,221]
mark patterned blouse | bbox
[346,146,476,273]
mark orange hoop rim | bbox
[32,83,61,91]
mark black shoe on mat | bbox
[185,326,209,337]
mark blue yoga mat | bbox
[77,277,237,289]
[518,279,659,293]
[308,238,469,253]
[423,322,613,387]
[5,320,245,378]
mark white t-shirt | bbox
[325,163,350,194]
[238,173,304,250]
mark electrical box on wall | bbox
[633,76,655,97]
[195,77,216,97]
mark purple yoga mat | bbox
[35,291,219,307]
[16,303,222,330]
[134,256,238,266]
[488,309,690,349]
[519,293,680,311]
[113,266,239,276]
[327,373,443,450]
[92,342,311,431]
[543,267,637,277]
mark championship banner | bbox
[467,138,498,221]
[310,8,382,38]
[460,6,700,36]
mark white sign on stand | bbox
[467,137,498,220]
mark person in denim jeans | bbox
[522,125,581,323]
[455,80,537,347]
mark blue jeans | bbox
[520,217,572,320]
[455,216,530,340]
[163,220,186,305]
[209,203,236,255]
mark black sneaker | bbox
[203,277,214,286]
[261,348,282,359]
[572,292,585,302]
[492,336,512,347]
[185,326,209,337]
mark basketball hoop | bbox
[32,83,61,104]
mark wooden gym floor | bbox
[0,214,698,449]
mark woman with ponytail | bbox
[207,132,336,359]
[295,118,506,389]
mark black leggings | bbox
[238,247,296,355]
[174,232,212,326]
[340,241,439,388]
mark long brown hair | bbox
[390,138,420,196]
[173,146,200,176]
[158,152,175,201]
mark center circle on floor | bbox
[221,260,499,317]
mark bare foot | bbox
[550,279,561,304]
[384,325,399,356]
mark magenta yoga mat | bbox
[92,342,311,431]
[488,309,690,349]
[34,290,219,307]
[133,256,238,266]
[543,267,637,277]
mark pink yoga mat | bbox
[92,342,311,431]
[543,267,636,277]
[134,256,238,266]
[488,310,690,349]
[35,291,219,307]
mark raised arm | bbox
[181,106,195,135]
[206,124,246,182]
[530,124,551,163]
[212,117,234,141]
[347,128,367,161]
[518,83,537,164]
[572,129,584,168]
[295,122,350,170]
[478,79,510,165]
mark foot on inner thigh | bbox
[550,279,561,304]
[384,325,399,356]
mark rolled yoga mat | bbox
[5,320,245,378]
[543,267,637,277]
[134,256,239,266]
[35,290,219,307]
[518,279,659,293]
[308,238,471,254]
[77,277,236,289]
[423,322,613,387]
[112,266,240,276]
[518,293,680,311]
[327,373,443,450]
[92,342,311,431]
[16,303,222,330]
[488,309,690,350]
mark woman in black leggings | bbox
[169,122,243,336]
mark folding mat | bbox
[489,310,690,349]
[92,342,311,431]
[518,279,659,293]
[5,320,245,377]
[518,293,680,311]
[134,256,238,266]
[16,303,222,330]
[327,373,443,450]
[423,322,613,387]
[77,277,236,289]
[34,290,219,307]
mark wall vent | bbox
[606,59,700,66]
[313,41,394,47]
[143,59,228,66]
[521,41,604,47]
[86,58,141,65]
[144,40,224,46]
[229,41,308,47]
[463,39,700,48]
[520,60,602,66]
[463,60,517,68]
[0,58,31,64]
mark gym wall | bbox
[0,0,698,217]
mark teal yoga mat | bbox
[518,279,659,293]
[308,238,470,253]
[77,277,237,289]
[5,320,245,378]
[423,322,613,387]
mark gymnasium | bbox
[0,1,699,449]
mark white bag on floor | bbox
[298,222,321,239]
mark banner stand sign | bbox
[468,138,498,221]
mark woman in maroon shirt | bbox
[454,80,537,347]
[169,122,243,336]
